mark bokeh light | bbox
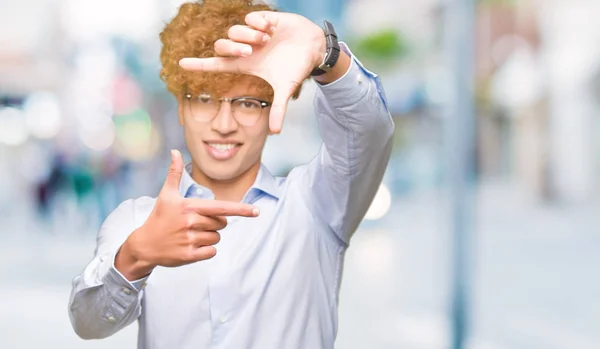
[23,92,63,139]
[113,108,160,161]
[79,120,116,151]
[364,183,392,221]
[0,107,29,146]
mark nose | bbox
[210,102,239,135]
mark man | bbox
[68,0,394,348]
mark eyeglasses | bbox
[184,92,271,126]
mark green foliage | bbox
[352,28,408,62]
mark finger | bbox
[268,86,295,134]
[214,39,253,57]
[228,25,270,45]
[184,198,260,217]
[188,245,217,262]
[179,57,242,74]
[160,149,184,196]
[189,231,221,247]
[245,11,277,33]
[186,214,227,231]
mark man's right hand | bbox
[115,149,260,281]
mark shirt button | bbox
[122,287,132,295]
[195,187,204,196]
[357,75,363,84]
[141,283,147,289]
[107,315,117,323]
[219,316,227,324]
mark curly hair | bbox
[160,0,304,101]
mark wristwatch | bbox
[310,21,341,77]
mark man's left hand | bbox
[178,11,325,134]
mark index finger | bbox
[179,57,243,74]
[183,198,260,217]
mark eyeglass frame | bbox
[183,92,272,126]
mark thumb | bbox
[268,87,292,134]
[161,149,184,196]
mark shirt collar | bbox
[178,162,197,198]
[178,162,281,200]
[251,163,281,199]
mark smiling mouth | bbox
[204,142,242,160]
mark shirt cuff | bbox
[316,42,389,110]
[111,266,149,290]
[99,252,150,292]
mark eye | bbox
[197,93,213,104]
[236,99,261,109]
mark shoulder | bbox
[105,196,156,227]
[273,164,314,199]
[97,196,157,247]
[112,196,156,213]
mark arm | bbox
[68,151,259,339]
[68,199,148,339]
[306,44,394,246]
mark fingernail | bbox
[242,46,252,56]
[252,208,260,216]
[262,34,270,43]
[269,26,276,33]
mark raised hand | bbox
[178,11,325,134]
[115,149,260,280]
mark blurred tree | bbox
[350,29,409,70]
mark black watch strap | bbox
[310,21,341,77]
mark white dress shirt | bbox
[68,44,394,349]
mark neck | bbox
[191,161,261,202]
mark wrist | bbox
[115,229,155,281]
[312,31,327,71]
[312,50,351,85]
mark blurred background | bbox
[1,0,599,348]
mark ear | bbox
[177,95,184,126]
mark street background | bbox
[0,0,599,348]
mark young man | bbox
[68,1,394,348]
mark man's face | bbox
[178,79,271,182]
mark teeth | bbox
[208,143,237,151]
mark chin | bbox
[191,143,261,183]
[201,162,243,182]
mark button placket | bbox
[208,242,235,342]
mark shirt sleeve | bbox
[68,199,147,339]
[304,42,395,246]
